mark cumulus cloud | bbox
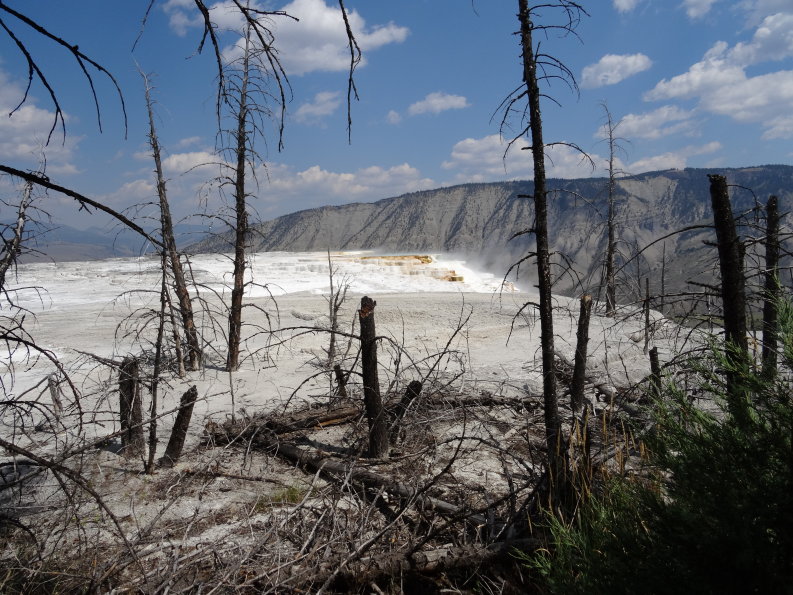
[598,105,695,140]
[613,0,641,12]
[581,53,652,88]
[386,110,402,125]
[263,162,435,204]
[441,134,604,182]
[162,151,221,175]
[190,0,408,75]
[294,91,341,123]
[628,141,721,173]
[408,92,470,116]
[739,0,792,25]
[645,18,793,138]
[177,136,203,148]
[0,69,79,174]
[682,0,719,19]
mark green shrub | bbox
[524,303,793,594]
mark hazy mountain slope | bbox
[16,223,209,263]
[191,165,793,294]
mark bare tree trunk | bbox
[660,241,667,314]
[146,254,169,473]
[327,249,337,365]
[649,346,662,399]
[141,70,202,371]
[517,0,566,507]
[0,180,32,290]
[708,174,749,418]
[390,380,423,443]
[644,277,651,355]
[47,373,63,422]
[119,357,145,458]
[359,296,388,458]
[333,364,348,399]
[762,195,780,379]
[159,385,198,468]
[571,295,592,415]
[226,26,252,372]
[602,104,619,316]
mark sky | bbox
[1,0,792,231]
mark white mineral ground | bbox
[0,250,690,576]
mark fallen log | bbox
[221,406,362,437]
[299,537,541,592]
[207,419,488,528]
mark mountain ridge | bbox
[192,165,793,295]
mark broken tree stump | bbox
[333,364,348,399]
[159,385,198,468]
[359,296,388,458]
[571,295,592,415]
[119,357,145,458]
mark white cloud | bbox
[294,91,341,123]
[213,0,408,75]
[441,134,604,181]
[261,161,435,207]
[177,136,203,148]
[737,0,790,25]
[408,92,470,116]
[728,12,793,65]
[599,105,695,140]
[386,110,402,125]
[581,54,652,88]
[645,28,793,138]
[613,0,641,12]
[0,69,79,174]
[628,141,721,173]
[162,151,221,175]
[682,0,719,19]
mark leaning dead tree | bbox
[141,70,202,371]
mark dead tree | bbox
[511,0,587,510]
[649,346,662,399]
[141,69,202,371]
[600,103,628,316]
[159,385,198,468]
[326,249,349,367]
[359,296,388,458]
[224,23,254,371]
[570,295,592,415]
[119,357,145,458]
[762,195,781,378]
[708,174,749,418]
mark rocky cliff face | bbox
[191,165,793,297]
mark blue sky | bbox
[1,0,792,230]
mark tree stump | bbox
[359,296,388,458]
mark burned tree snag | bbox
[649,346,662,400]
[516,0,575,510]
[709,174,748,354]
[571,295,592,415]
[119,357,144,458]
[708,174,749,417]
[159,385,198,468]
[762,195,780,379]
[644,278,651,355]
[359,296,388,458]
[390,380,423,443]
[333,364,348,399]
[141,70,202,371]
